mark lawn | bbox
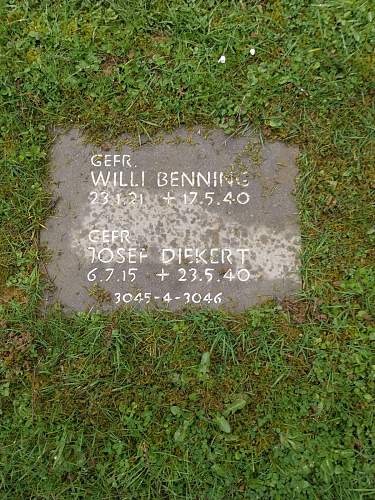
[0,1,374,498]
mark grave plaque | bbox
[41,127,301,311]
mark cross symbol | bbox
[155,268,170,281]
[162,192,175,205]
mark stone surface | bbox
[40,127,301,312]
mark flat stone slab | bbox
[41,127,301,312]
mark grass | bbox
[0,0,374,497]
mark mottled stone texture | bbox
[41,127,301,311]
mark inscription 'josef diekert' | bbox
[84,243,252,266]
